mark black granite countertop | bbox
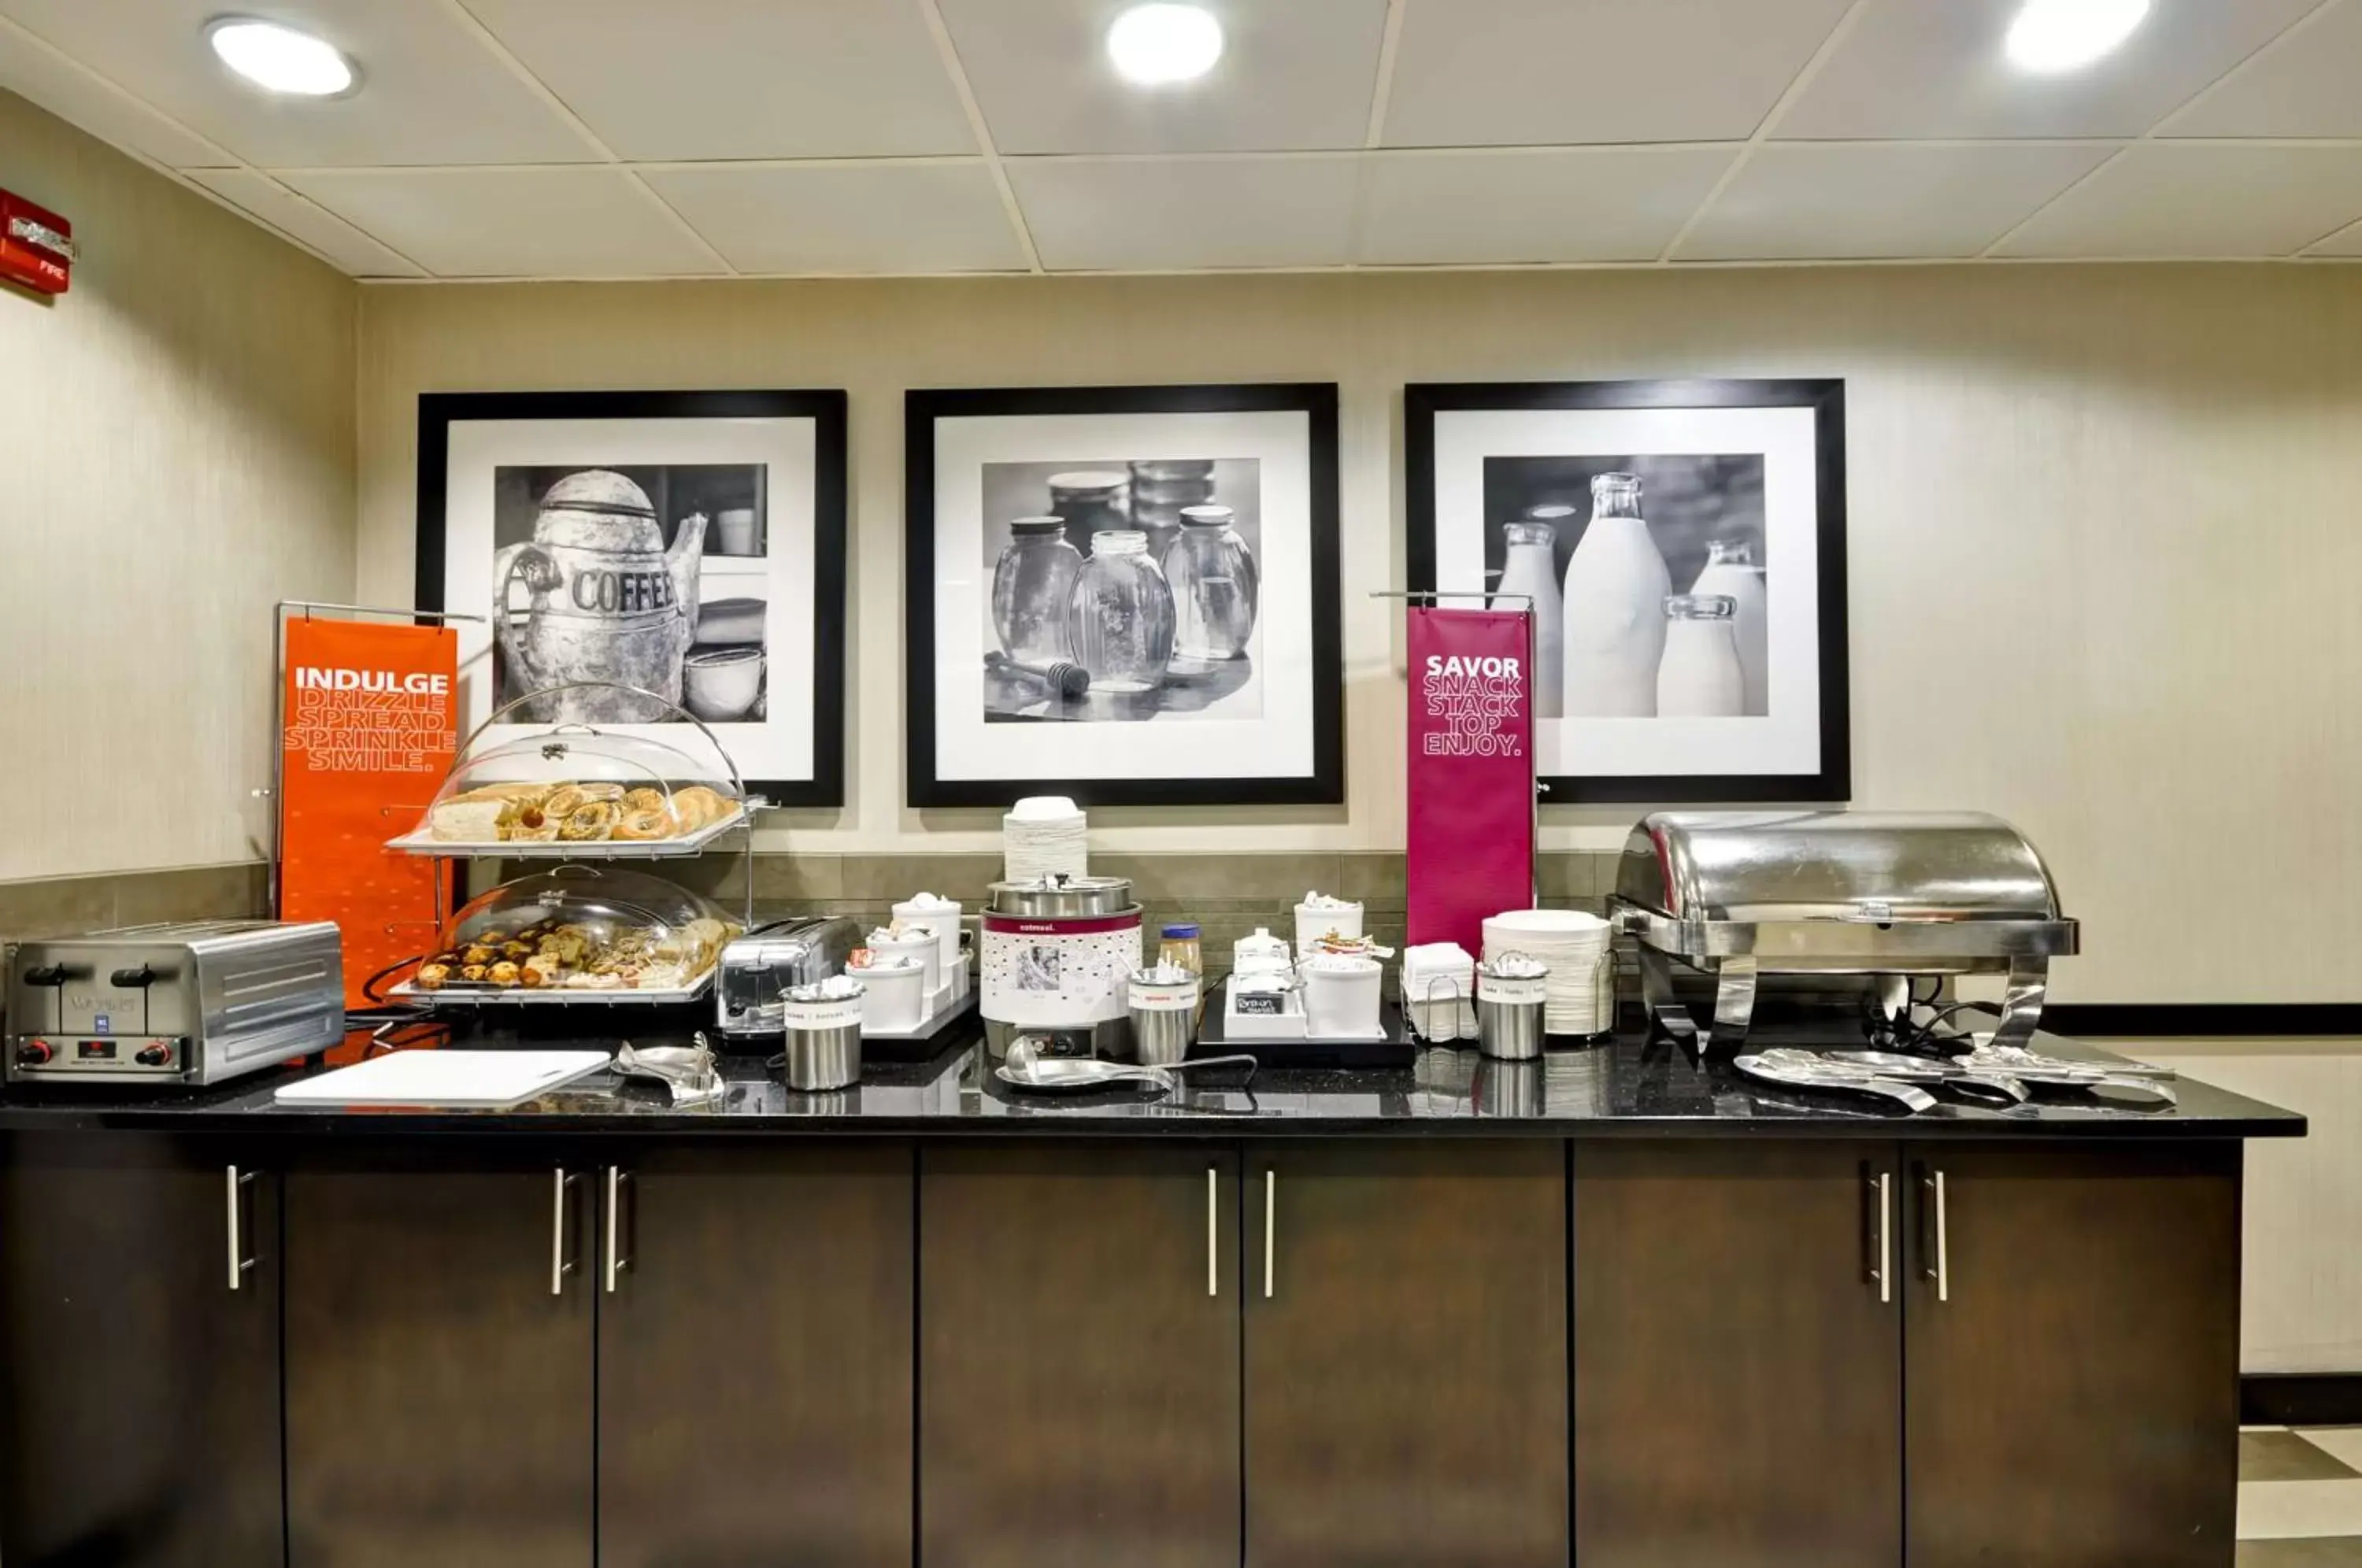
[0,1017,2305,1140]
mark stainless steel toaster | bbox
[1609,812,2079,1052]
[715,917,857,1038]
[6,919,345,1085]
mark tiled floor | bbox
[2242,1429,2362,1563]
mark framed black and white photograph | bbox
[1406,379,1849,803]
[906,384,1342,806]
[416,389,847,806]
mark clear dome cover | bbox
[411,866,744,996]
[412,726,744,849]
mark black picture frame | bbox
[415,388,849,808]
[1405,378,1849,804]
[905,383,1343,808]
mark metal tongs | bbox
[998,1037,1259,1095]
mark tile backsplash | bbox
[1,852,1620,963]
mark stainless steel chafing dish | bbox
[1609,811,2079,1051]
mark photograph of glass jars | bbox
[977,457,1264,724]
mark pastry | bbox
[542,785,590,819]
[428,799,505,843]
[612,808,672,841]
[522,954,562,987]
[487,961,521,986]
[457,781,546,801]
[558,801,618,841]
[670,786,730,830]
[501,941,532,961]
[414,962,450,991]
[457,963,489,984]
[624,786,667,815]
[461,944,496,967]
[509,815,561,843]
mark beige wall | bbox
[357,264,2362,1004]
[0,89,356,884]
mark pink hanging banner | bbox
[1406,607,1537,954]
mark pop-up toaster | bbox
[714,917,857,1040]
[6,919,345,1085]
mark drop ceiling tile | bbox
[1993,144,2362,258]
[641,161,1025,274]
[1361,147,1733,264]
[457,0,975,160]
[936,0,1388,155]
[0,0,596,166]
[0,15,235,169]
[1677,142,2113,261]
[2164,0,2362,139]
[1382,0,1852,148]
[276,167,725,277]
[1007,155,1357,270]
[1778,0,2319,140]
[184,168,427,275]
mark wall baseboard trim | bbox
[2243,1374,2362,1427]
[2044,1004,2362,1037]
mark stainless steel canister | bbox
[1127,968,1198,1067]
[779,982,864,1091]
[1476,957,1549,1061]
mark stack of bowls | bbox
[1481,908,1612,1037]
[1003,796,1088,882]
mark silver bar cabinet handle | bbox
[1922,1169,1950,1303]
[225,1166,259,1291]
[550,1167,579,1296]
[1262,1168,1275,1300]
[605,1167,634,1294]
[1873,1170,1892,1305]
[1206,1167,1218,1298]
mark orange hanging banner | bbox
[280,618,458,1009]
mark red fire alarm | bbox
[0,188,74,297]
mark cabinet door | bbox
[598,1143,913,1568]
[1905,1141,2241,1568]
[0,1133,284,1568]
[1573,1141,1902,1568]
[285,1158,594,1568]
[921,1142,1241,1568]
[1244,1140,1568,1568]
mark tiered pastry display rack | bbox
[383,682,758,1008]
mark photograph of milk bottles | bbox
[1483,456,1768,719]
[907,384,1342,807]
[1407,379,1848,803]
[416,390,850,805]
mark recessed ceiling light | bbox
[2005,0,2151,74]
[1106,3,1224,87]
[205,17,358,98]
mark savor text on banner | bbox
[1406,607,1537,956]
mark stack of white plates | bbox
[1481,908,1612,1037]
[1003,796,1088,882]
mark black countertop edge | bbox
[0,1023,2307,1141]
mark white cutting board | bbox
[275,1050,612,1108]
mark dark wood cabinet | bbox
[0,1132,285,1568]
[284,1156,595,1568]
[1572,1140,1903,1568]
[1242,1139,1568,1568]
[1903,1141,2242,1568]
[597,1142,913,1568]
[920,1141,1242,1568]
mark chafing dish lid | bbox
[1613,811,2064,924]
[987,875,1135,919]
